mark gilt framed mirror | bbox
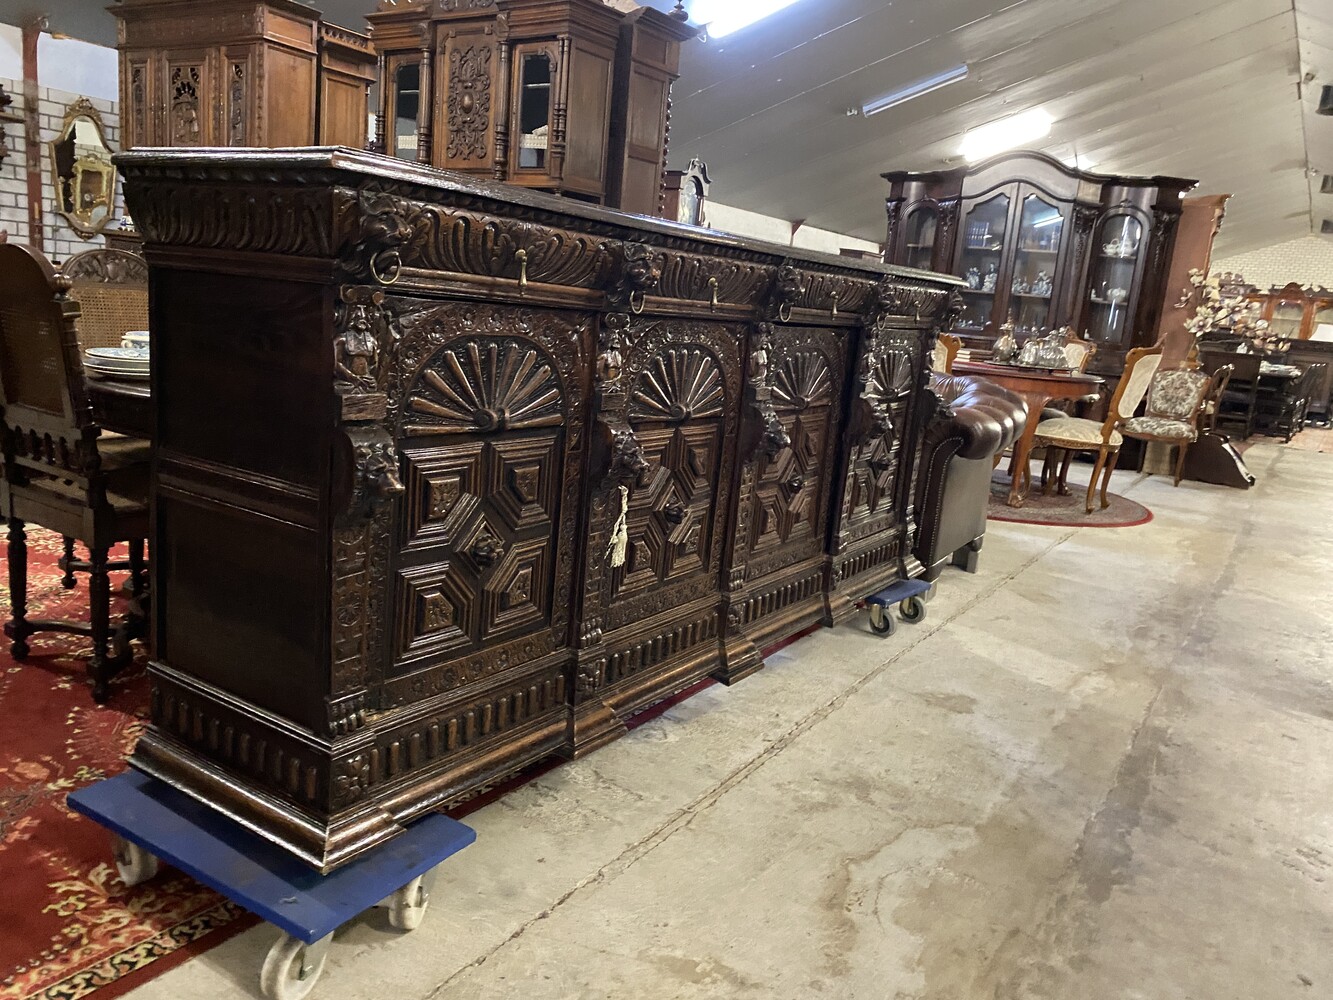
[49,99,117,237]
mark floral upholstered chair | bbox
[1033,346,1163,513]
[1118,367,1214,486]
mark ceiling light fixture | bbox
[692,0,803,39]
[959,108,1055,163]
[860,64,969,118]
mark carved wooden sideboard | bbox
[118,147,964,871]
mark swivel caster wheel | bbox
[112,835,159,887]
[260,932,329,1000]
[387,874,430,931]
[868,604,896,636]
[899,596,927,624]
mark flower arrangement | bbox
[1178,269,1283,353]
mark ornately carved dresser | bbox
[117,148,964,870]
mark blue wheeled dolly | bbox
[862,577,931,636]
[69,771,476,1000]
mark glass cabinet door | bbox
[515,49,554,172]
[956,193,1010,333]
[903,207,937,271]
[388,56,423,160]
[1084,215,1144,344]
[1006,194,1064,334]
[1269,300,1306,339]
[1312,302,1333,341]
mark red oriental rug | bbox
[0,530,246,1000]
[985,472,1153,528]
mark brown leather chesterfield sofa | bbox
[915,374,1027,582]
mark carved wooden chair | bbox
[1200,350,1261,440]
[61,248,149,350]
[0,242,150,701]
[1118,366,1215,486]
[1032,346,1163,513]
[930,333,963,374]
[1198,364,1233,435]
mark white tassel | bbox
[608,485,630,567]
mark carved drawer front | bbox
[746,340,842,568]
[611,342,732,605]
[841,339,919,543]
[391,334,570,670]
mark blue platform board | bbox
[863,577,931,608]
[69,771,476,944]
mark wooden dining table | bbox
[953,359,1105,508]
[87,377,153,438]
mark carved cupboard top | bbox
[114,0,375,150]
[366,0,695,213]
[883,150,1196,375]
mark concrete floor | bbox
[126,439,1333,1000]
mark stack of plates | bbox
[84,347,150,381]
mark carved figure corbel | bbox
[334,286,390,393]
[851,340,895,447]
[747,322,790,460]
[335,424,405,522]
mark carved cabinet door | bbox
[160,51,215,147]
[740,328,846,579]
[436,26,498,174]
[604,322,740,632]
[381,309,590,706]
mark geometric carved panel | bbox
[395,562,475,660]
[402,442,483,550]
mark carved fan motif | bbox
[772,352,833,412]
[406,338,562,435]
[630,349,725,422]
[871,347,914,400]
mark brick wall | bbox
[1212,236,1333,290]
[0,80,25,243]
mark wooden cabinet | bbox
[367,0,694,209]
[115,0,373,150]
[1247,282,1333,341]
[883,151,1196,376]
[119,146,962,871]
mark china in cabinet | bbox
[366,0,694,210]
[883,151,1196,375]
[114,0,375,150]
[1245,282,1333,341]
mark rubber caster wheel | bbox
[113,836,159,887]
[868,605,896,636]
[260,933,327,1000]
[899,596,926,624]
[388,875,430,931]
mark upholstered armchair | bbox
[915,374,1027,582]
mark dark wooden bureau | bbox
[118,147,963,871]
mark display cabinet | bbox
[119,145,961,871]
[114,0,374,150]
[1246,282,1333,341]
[367,0,694,208]
[884,151,1196,375]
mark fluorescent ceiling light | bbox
[861,65,969,117]
[693,0,802,39]
[960,108,1054,163]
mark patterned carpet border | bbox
[986,475,1153,529]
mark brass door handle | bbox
[663,501,687,525]
[471,534,504,567]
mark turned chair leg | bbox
[1173,440,1189,486]
[1058,450,1074,497]
[1086,447,1108,514]
[1100,449,1120,510]
[88,546,112,703]
[61,536,77,589]
[128,539,147,599]
[1041,449,1056,495]
[5,518,30,660]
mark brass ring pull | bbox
[708,276,720,312]
[630,290,647,315]
[778,302,793,323]
[370,250,402,286]
[831,292,839,319]
[515,248,529,295]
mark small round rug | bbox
[986,474,1153,528]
